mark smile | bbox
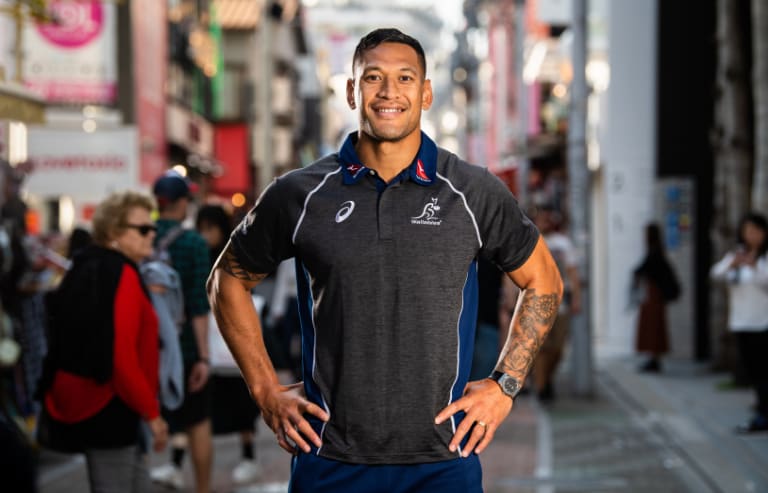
[375,108,404,113]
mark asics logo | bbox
[335,201,355,223]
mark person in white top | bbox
[531,206,581,402]
[710,212,768,433]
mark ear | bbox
[346,78,356,109]
[422,79,433,110]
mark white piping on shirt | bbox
[447,262,474,458]
[436,172,483,249]
[292,167,342,244]
[300,262,331,454]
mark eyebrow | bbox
[361,66,420,76]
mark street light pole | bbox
[567,0,593,397]
[515,0,528,206]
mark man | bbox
[207,29,562,493]
[150,171,213,493]
[531,205,581,402]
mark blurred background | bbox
[1,0,767,492]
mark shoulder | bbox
[435,149,508,194]
[436,149,489,180]
[118,262,143,287]
[253,156,342,216]
[272,155,341,191]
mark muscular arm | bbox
[435,235,562,457]
[498,236,564,384]
[206,246,277,396]
[206,244,328,454]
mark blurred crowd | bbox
[0,160,301,493]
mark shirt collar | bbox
[338,131,438,186]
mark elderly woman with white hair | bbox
[38,191,167,493]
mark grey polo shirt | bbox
[230,132,539,465]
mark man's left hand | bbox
[434,379,514,456]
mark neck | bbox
[355,131,422,182]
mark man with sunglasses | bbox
[151,171,214,493]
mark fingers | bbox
[274,426,298,455]
[153,433,168,452]
[434,401,461,425]
[150,419,169,452]
[462,420,494,457]
[474,424,496,455]
[303,401,330,422]
[262,384,330,456]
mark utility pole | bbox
[256,2,275,194]
[567,0,593,396]
[514,0,528,206]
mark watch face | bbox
[500,375,521,397]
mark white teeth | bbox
[378,108,401,113]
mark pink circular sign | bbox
[36,0,103,49]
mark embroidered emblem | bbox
[415,159,431,183]
[411,198,442,226]
[335,201,355,223]
[346,163,365,179]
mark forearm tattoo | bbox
[220,247,268,284]
[499,288,560,379]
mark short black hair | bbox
[196,204,233,236]
[737,212,768,256]
[352,28,427,77]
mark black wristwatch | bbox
[490,371,522,399]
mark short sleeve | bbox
[476,170,539,272]
[229,178,296,275]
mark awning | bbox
[0,82,45,124]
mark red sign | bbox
[212,124,250,195]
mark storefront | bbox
[0,81,45,165]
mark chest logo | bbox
[335,201,355,223]
[411,198,442,226]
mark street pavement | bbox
[35,357,768,493]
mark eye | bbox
[364,74,382,82]
[399,75,414,82]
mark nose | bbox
[377,76,399,99]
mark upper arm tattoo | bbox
[499,288,560,378]
[219,247,268,284]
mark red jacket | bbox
[45,264,160,423]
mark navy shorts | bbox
[288,452,483,493]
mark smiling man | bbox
[207,28,563,493]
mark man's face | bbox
[347,42,433,143]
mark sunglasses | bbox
[123,223,158,236]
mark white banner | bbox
[25,126,139,200]
[23,0,117,104]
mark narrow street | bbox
[38,357,768,493]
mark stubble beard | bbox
[360,116,418,144]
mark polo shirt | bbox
[230,132,539,465]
